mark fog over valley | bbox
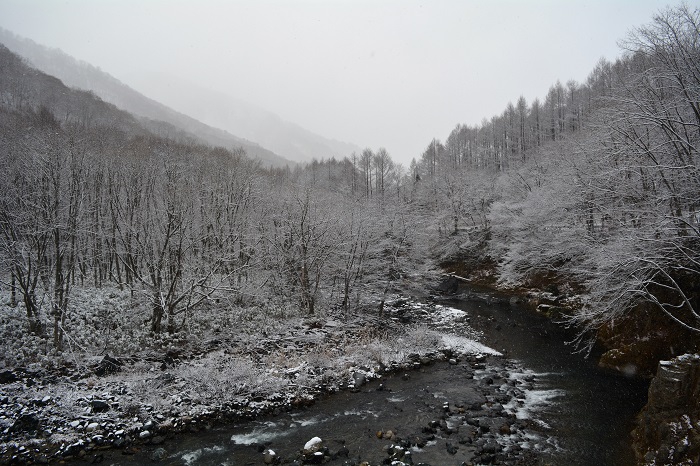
[0,0,675,165]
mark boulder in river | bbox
[151,448,167,462]
[352,372,366,388]
[263,448,277,464]
[303,436,323,454]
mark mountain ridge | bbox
[0,27,293,168]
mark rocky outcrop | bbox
[632,353,700,465]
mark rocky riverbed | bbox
[0,297,551,465]
[95,355,547,466]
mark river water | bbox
[96,289,649,466]
[452,288,650,465]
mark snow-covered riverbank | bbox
[0,293,548,465]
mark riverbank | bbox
[441,263,700,466]
[0,285,546,465]
[93,355,546,466]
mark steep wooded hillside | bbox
[410,4,700,376]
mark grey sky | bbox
[0,0,679,165]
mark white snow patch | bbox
[432,305,468,322]
[441,334,502,356]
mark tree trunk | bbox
[151,301,164,333]
[10,272,16,307]
[24,293,40,335]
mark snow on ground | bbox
[441,334,502,356]
[408,301,500,356]
[0,289,522,463]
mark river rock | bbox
[336,444,349,458]
[0,370,18,384]
[91,399,110,412]
[263,448,277,464]
[352,372,366,388]
[303,436,323,454]
[93,355,122,376]
[151,448,167,461]
[10,413,40,433]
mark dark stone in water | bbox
[336,445,349,458]
[482,439,501,454]
[353,372,366,387]
[150,448,167,462]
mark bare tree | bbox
[266,185,338,314]
[0,108,87,348]
[569,4,700,344]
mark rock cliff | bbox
[633,354,700,465]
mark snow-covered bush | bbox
[177,355,289,404]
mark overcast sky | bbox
[0,0,680,165]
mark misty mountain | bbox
[137,76,362,163]
[0,27,292,168]
[0,27,361,165]
[0,43,200,145]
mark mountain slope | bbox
[137,75,362,163]
[0,27,292,168]
[0,43,194,144]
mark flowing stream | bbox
[452,288,650,465]
[97,289,649,465]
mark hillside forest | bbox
[0,5,698,376]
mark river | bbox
[452,288,650,465]
[94,288,649,465]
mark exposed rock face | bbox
[633,354,700,465]
[597,303,699,379]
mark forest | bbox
[0,4,698,465]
